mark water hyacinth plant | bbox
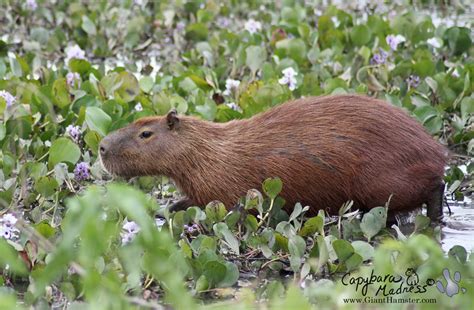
[0,0,472,308]
[278,67,298,91]
[0,213,19,240]
[74,162,90,181]
[0,90,16,107]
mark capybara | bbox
[99,95,447,218]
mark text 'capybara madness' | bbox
[100,95,447,217]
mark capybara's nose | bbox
[99,138,109,157]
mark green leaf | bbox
[246,46,267,74]
[460,97,474,119]
[289,203,303,222]
[351,240,374,261]
[34,176,59,197]
[275,38,307,65]
[203,261,226,287]
[81,16,97,36]
[448,245,467,264]
[84,130,102,155]
[350,25,371,46]
[213,223,240,254]
[288,235,306,258]
[0,40,7,57]
[195,99,217,120]
[195,275,209,291]
[262,177,283,199]
[245,189,263,211]
[52,78,71,108]
[244,215,258,232]
[344,253,363,271]
[53,163,69,185]
[300,216,324,237]
[360,207,387,241]
[29,162,47,180]
[139,76,154,93]
[444,27,472,56]
[0,123,6,141]
[333,239,363,271]
[48,137,81,168]
[69,59,91,75]
[205,201,227,223]
[34,222,56,238]
[188,74,212,91]
[85,107,112,136]
[332,239,354,262]
[414,214,430,232]
[218,262,239,287]
[288,235,306,272]
[0,239,28,275]
[9,55,22,77]
[424,115,443,134]
[185,23,208,41]
[413,59,435,77]
[115,72,140,103]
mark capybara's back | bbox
[218,95,447,215]
[100,94,447,217]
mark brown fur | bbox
[100,95,447,215]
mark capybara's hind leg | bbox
[426,183,445,223]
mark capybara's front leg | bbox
[169,198,194,212]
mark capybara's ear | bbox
[166,108,179,130]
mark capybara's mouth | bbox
[99,154,144,179]
[98,153,117,176]
[99,153,125,177]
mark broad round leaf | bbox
[48,137,81,168]
[350,25,371,46]
[263,177,283,199]
[85,107,112,136]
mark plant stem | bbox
[257,198,274,228]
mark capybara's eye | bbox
[139,131,153,139]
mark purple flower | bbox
[123,221,140,234]
[216,17,231,28]
[0,213,19,240]
[386,34,406,51]
[1,214,18,226]
[184,223,199,234]
[26,0,37,10]
[223,79,241,96]
[66,72,81,88]
[245,19,262,34]
[134,103,143,111]
[176,21,186,31]
[74,162,90,181]
[407,75,420,88]
[226,102,242,112]
[0,90,16,107]
[121,220,140,245]
[65,45,86,64]
[66,125,81,143]
[155,218,166,228]
[278,67,298,91]
[370,48,388,65]
[427,37,442,49]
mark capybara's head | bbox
[99,109,184,177]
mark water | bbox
[442,196,474,253]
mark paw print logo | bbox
[436,268,467,297]
[405,268,419,286]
